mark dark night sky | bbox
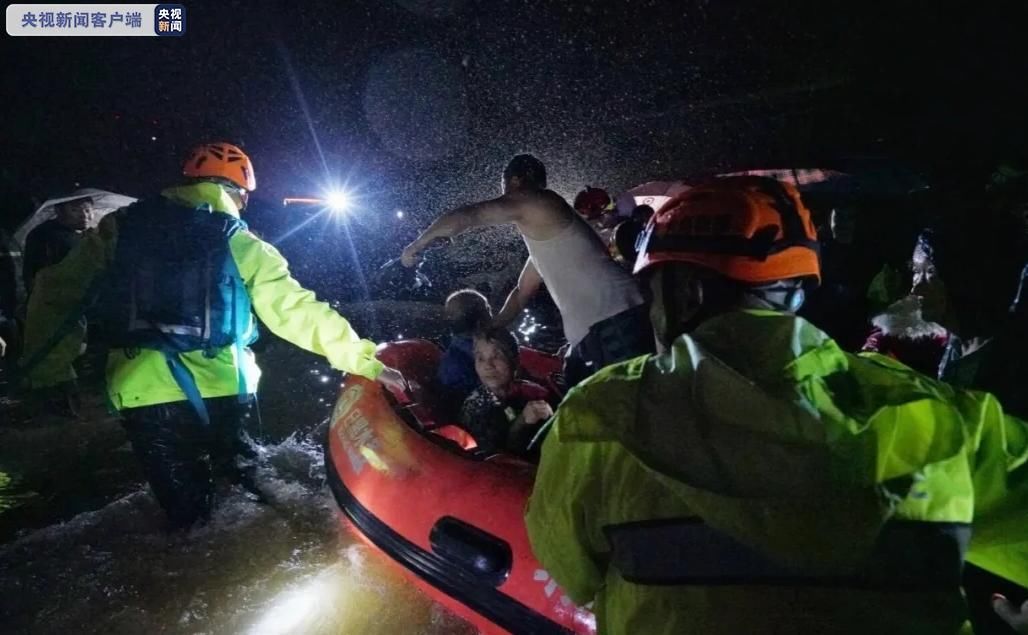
[3,0,1027,262]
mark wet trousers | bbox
[563,303,654,389]
[121,396,260,529]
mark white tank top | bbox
[523,218,644,346]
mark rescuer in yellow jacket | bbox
[22,142,405,528]
[525,176,1028,634]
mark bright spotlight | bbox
[395,210,404,219]
[325,190,351,213]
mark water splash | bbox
[0,434,470,634]
[0,471,35,513]
[0,302,485,634]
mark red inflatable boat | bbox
[324,339,595,634]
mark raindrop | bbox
[393,0,466,18]
[364,49,470,161]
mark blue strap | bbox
[230,272,250,404]
[235,337,248,404]
[164,352,210,426]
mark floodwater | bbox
[0,302,479,635]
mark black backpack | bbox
[21,196,256,424]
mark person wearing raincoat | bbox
[525,176,1028,635]
[907,210,1028,634]
[22,194,94,295]
[21,142,405,529]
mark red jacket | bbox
[862,296,950,378]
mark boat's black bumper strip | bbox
[324,433,576,635]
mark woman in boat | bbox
[438,288,493,400]
[459,327,555,457]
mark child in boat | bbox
[459,327,555,456]
[438,288,493,400]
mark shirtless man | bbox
[401,154,652,387]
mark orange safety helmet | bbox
[633,176,821,286]
[182,142,257,192]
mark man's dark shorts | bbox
[563,303,653,389]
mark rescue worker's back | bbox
[525,177,1028,634]
[529,310,1028,634]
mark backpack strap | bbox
[223,218,252,405]
[232,275,248,404]
[164,351,210,426]
[169,213,251,421]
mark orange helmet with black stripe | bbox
[182,142,257,192]
[633,176,820,286]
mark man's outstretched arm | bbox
[493,258,543,328]
[401,197,522,266]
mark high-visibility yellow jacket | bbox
[526,310,1028,635]
[23,182,384,409]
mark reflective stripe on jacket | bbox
[23,182,384,408]
[525,310,1028,635]
[602,517,968,591]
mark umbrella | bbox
[614,180,692,218]
[615,160,929,221]
[719,168,849,188]
[720,161,929,197]
[13,188,137,248]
